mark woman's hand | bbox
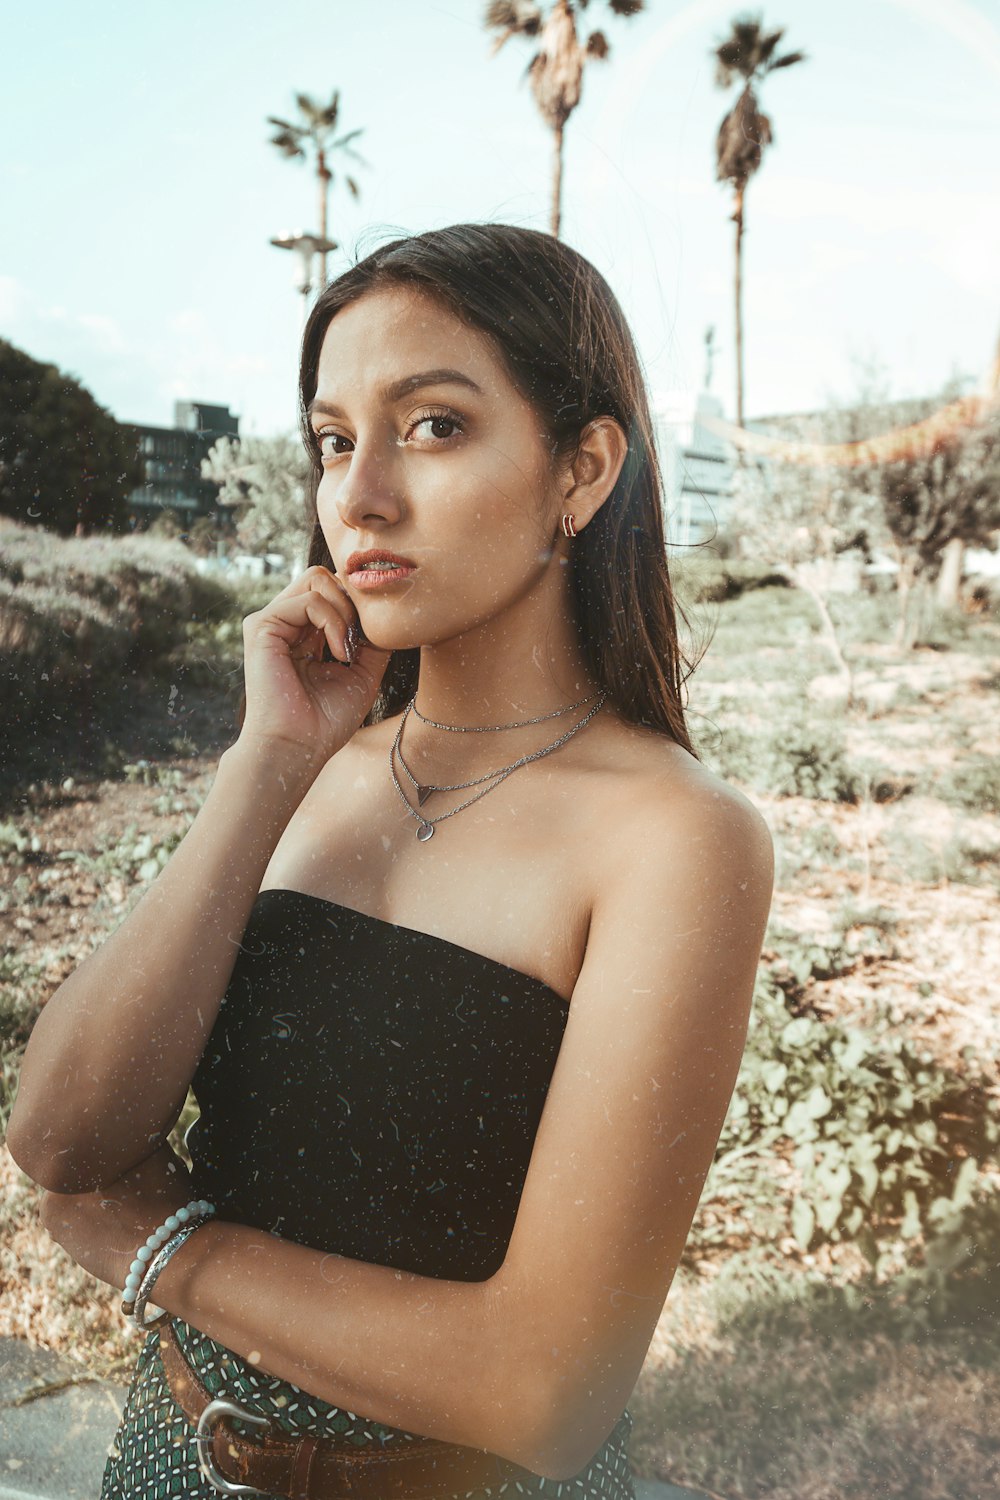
[238,566,391,767]
[39,1145,194,1293]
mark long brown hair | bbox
[299,222,701,756]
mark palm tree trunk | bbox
[317,148,331,289]
[733,183,745,427]
[551,121,564,239]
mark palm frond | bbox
[770,49,807,70]
[345,175,361,198]
[266,115,297,133]
[755,26,785,67]
[607,0,644,15]
[586,29,609,59]
[484,0,542,37]
[335,127,364,149]
[269,128,305,158]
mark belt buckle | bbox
[196,1396,274,1496]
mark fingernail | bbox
[344,623,360,664]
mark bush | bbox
[702,971,1000,1274]
[677,556,792,605]
[706,714,865,801]
[927,756,1000,816]
[0,520,238,733]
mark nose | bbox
[325,435,405,533]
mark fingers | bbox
[245,567,357,664]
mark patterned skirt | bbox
[101,1318,636,1500]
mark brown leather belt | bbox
[158,1320,532,1499]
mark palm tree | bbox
[484,0,644,238]
[712,13,805,426]
[267,91,366,287]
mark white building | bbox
[650,390,735,550]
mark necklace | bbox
[410,692,595,733]
[395,735,527,806]
[389,694,607,841]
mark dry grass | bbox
[0,1146,135,1379]
[629,1259,1000,1500]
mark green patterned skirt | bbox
[101,1318,636,1500]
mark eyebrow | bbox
[308,368,484,420]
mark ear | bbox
[556,417,629,533]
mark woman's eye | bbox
[317,431,352,459]
[408,413,462,442]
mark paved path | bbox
[0,1337,714,1500]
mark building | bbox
[651,390,735,550]
[123,401,239,528]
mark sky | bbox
[2,0,998,438]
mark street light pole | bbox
[269,229,338,321]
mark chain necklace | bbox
[410,692,595,733]
[389,694,607,841]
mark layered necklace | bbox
[389,692,607,842]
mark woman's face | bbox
[309,284,569,651]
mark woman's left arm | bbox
[38,779,773,1483]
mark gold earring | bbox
[561,513,577,538]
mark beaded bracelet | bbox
[129,1219,210,1330]
[122,1199,215,1330]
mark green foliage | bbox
[201,433,311,563]
[927,755,1000,816]
[0,951,46,1049]
[706,713,865,801]
[889,1186,1000,1334]
[0,338,143,533]
[59,822,188,887]
[0,949,48,1136]
[0,519,239,734]
[705,968,1000,1274]
[676,555,791,604]
[885,816,1000,891]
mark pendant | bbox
[416,822,435,842]
[416,785,434,807]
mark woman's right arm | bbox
[6,567,389,1194]
[7,742,319,1193]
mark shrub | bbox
[0,520,238,734]
[706,715,864,801]
[927,756,1000,816]
[702,972,1000,1275]
[677,556,792,605]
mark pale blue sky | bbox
[2,0,998,436]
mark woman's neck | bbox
[411,606,596,731]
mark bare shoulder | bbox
[589,720,775,919]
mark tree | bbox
[711,13,805,426]
[484,0,644,238]
[726,431,878,706]
[726,362,1000,657]
[867,388,1000,649]
[202,434,312,567]
[0,339,142,535]
[267,92,366,288]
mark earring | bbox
[561,513,577,538]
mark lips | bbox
[343,548,417,588]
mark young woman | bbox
[8,223,774,1500]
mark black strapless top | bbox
[186,889,570,1282]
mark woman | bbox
[8,223,774,1500]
